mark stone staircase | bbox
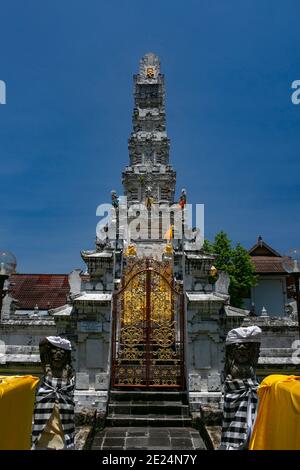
[106,390,192,427]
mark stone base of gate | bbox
[74,389,109,413]
[188,391,223,429]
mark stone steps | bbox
[109,390,188,402]
[106,390,191,427]
[106,415,192,427]
[108,402,190,417]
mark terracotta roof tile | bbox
[251,257,285,274]
[8,274,70,310]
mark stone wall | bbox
[0,318,56,374]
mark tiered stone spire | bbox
[122,53,176,205]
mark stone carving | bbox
[39,336,73,379]
[220,326,261,450]
[32,336,75,450]
[111,190,119,209]
[224,340,260,380]
[68,269,82,297]
[178,188,187,208]
[139,52,160,78]
[215,272,230,295]
[145,185,155,208]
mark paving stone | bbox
[92,426,207,450]
[92,443,102,450]
[170,438,195,449]
[92,437,105,447]
[145,446,173,450]
[126,437,149,449]
[106,429,127,438]
[102,446,125,450]
[148,437,171,447]
[127,429,149,437]
[103,437,126,447]
[168,428,190,436]
[148,428,170,435]
[192,437,207,449]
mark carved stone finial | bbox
[139,53,161,79]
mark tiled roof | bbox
[251,257,285,274]
[8,274,70,310]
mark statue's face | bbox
[225,341,260,379]
[231,342,254,365]
[50,345,66,367]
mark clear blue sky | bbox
[0,0,299,273]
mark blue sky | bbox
[0,0,299,273]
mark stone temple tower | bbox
[123,52,176,205]
[52,53,243,415]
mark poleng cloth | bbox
[32,376,75,449]
[220,378,258,449]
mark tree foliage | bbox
[203,231,257,308]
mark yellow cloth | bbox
[35,403,65,449]
[164,225,174,241]
[249,374,300,450]
[0,375,39,450]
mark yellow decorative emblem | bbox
[124,244,137,257]
[164,243,173,254]
[210,265,218,277]
[120,326,143,345]
[146,67,155,78]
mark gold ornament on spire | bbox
[164,243,173,255]
[210,265,218,277]
[124,244,137,257]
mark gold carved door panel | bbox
[111,258,184,388]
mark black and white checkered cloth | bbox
[32,376,75,449]
[220,378,258,450]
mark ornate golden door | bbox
[111,258,184,388]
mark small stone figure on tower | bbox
[111,190,119,209]
[178,188,187,208]
[145,185,155,209]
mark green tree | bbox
[203,231,257,308]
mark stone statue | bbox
[178,188,187,208]
[145,185,155,209]
[111,190,119,209]
[39,336,73,379]
[224,340,260,380]
[32,336,75,450]
[220,326,261,450]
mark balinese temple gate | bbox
[52,53,244,414]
